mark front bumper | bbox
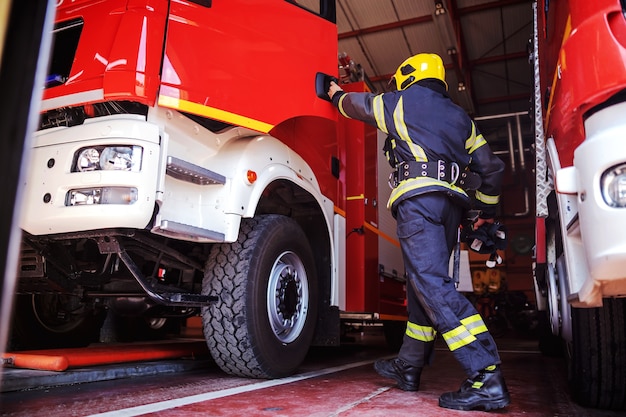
[21,115,162,235]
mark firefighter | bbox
[327,53,509,411]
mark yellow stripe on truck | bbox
[158,95,274,134]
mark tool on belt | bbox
[388,160,481,190]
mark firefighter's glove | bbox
[461,222,507,268]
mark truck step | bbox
[157,220,225,242]
[166,156,226,185]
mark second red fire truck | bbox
[532,0,626,409]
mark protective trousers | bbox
[395,192,501,376]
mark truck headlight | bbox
[74,145,142,172]
[601,164,626,207]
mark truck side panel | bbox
[160,0,337,130]
[161,0,341,205]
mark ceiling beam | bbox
[457,0,533,15]
[338,15,432,40]
[337,0,532,40]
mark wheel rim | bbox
[546,263,560,336]
[267,251,309,344]
[556,256,572,342]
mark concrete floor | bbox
[0,329,624,416]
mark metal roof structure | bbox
[331,0,535,152]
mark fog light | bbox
[601,164,626,207]
[67,187,138,206]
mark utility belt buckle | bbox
[441,160,460,185]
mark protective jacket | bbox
[331,80,505,218]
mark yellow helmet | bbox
[392,53,447,91]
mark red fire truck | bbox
[532,0,626,409]
[11,0,407,378]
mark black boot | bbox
[438,365,510,411]
[374,358,421,391]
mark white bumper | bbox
[21,116,162,235]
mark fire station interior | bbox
[1,1,625,416]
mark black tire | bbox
[570,298,626,410]
[9,294,104,350]
[202,215,318,378]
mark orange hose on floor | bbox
[3,353,70,371]
[2,340,209,372]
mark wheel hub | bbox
[277,267,300,321]
[546,256,572,342]
[267,251,309,344]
